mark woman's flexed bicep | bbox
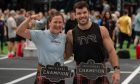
[16,18,31,39]
[16,14,39,39]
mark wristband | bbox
[113,66,120,70]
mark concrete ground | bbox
[0,56,140,84]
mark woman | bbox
[16,12,66,84]
[100,11,116,48]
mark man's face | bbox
[70,12,76,20]
[75,7,89,25]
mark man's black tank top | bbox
[72,23,107,64]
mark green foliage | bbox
[0,45,8,55]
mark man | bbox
[117,9,132,49]
[15,9,26,57]
[65,1,120,84]
[7,10,17,57]
[64,10,77,34]
[0,10,6,54]
[134,8,140,47]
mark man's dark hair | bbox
[69,10,75,13]
[19,9,25,14]
[123,9,128,15]
[73,1,89,12]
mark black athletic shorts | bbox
[15,34,25,42]
[8,37,16,43]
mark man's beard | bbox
[78,18,89,26]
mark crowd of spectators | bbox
[0,5,140,57]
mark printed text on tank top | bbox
[78,34,97,45]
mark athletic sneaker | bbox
[8,53,14,58]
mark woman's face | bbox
[49,15,64,34]
[105,12,110,19]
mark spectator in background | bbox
[134,9,140,47]
[90,10,102,25]
[115,11,120,18]
[25,11,32,18]
[102,0,110,11]
[0,10,6,54]
[60,9,68,24]
[114,11,121,48]
[117,9,132,49]
[43,11,48,29]
[131,14,136,43]
[100,11,116,40]
[7,10,17,57]
[64,10,77,34]
[15,9,26,57]
[3,9,10,46]
[112,13,119,49]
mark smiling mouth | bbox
[80,17,86,20]
[80,18,87,22]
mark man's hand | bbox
[112,70,120,84]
